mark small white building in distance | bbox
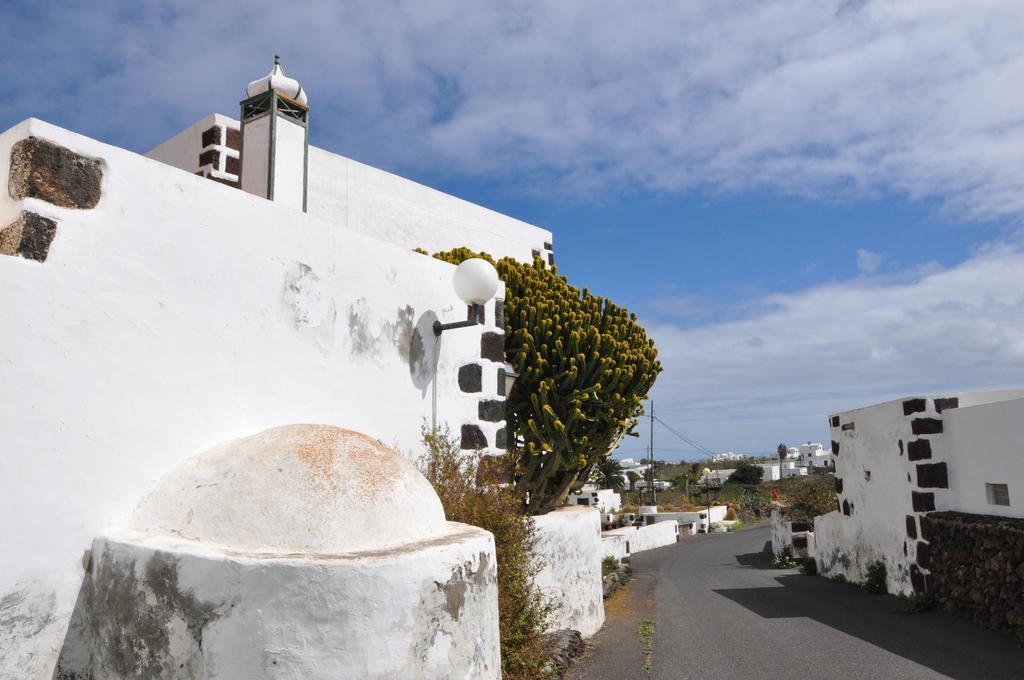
[798,442,834,469]
[712,451,746,462]
[567,486,622,512]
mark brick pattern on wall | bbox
[195,122,241,188]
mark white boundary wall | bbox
[532,507,605,637]
[0,118,506,678]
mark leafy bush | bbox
[863,560,888,595]
[735,488,772,517]
[729,462,764,485]
[427,248,661,515]
[602,555,619,575]
[420,427,554,680]
[830,574,848,583]
[799,557,817,576]
[772,547,797,569]
[726,519,745,532]
[900,592,936,613]
[767,477,837,523]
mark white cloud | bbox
[3,1,1024,221]
[639,245,1024,453]
[856,248,885,274]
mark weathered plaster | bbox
[532,507,605,638]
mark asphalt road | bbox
[569,523,1024,680]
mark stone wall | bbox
[920,511,1024,630]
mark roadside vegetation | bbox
[420,427,555,680]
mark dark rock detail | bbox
[201,126,220,148]
[842,499,850,516]
[458,363,482,392]
[495,426,507,450]
[532,249,541,259]
[543,241,553,250]
[208,175,239,188]
[916,541,932,569]
[9,137,102,209]
[907,439,932,461]
[832,439,840,455]
[496,367,506,397]
[460,424,487,450]
[916,462,949,489]
[911,418,943,435]
[841,422,855,431]
[198,148,220,168]
[834,477,843,494]
[912,491,935,512]
[830,415,840,427]
[920,511,1024,630]
[906,515,918,539]
[934,397,959,413]
[480,332,505,362]
[791,522,812,533]
[902,398,927,416]
[898,439,904,456]
[478,399,506,422]
[467,304,484,323]
[793,535,808,550]
[543,628,584,676]
[548,253,555,266]
[225,155,240,175]
[225,127,241,151]
[0,211,57,262]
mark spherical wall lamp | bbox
[434,259,500,336]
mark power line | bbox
[653,416,717,458]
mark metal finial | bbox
[274,54,281,65]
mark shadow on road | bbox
[734,540,773,569]
[714,572,1024,680]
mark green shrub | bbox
[830,574,848,583]
[900,592,936,613]
[863,560,888,595]
[767,476,837,523]
[772,547,797,569]
[798,557,817,575]
[602,555,619,575]
[729,462,764,485]
[420,427,554,680]
[726,519,745,532]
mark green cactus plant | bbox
[428,247,661,515]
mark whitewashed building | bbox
[567,485,623,512]
[0,58,569,678]
[813,390,1024,595]
[798,442,834,469]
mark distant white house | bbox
[798,442,834,469]
[617,457,651,488]
[698,469,736,486]
[567,485,622,512]
[712,451,746,462]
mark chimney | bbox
[239,56,309,211]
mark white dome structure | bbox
[245,55,308,104]
[87,425,500,679]
[129,424,447,554]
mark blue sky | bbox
[3,1,1024,459]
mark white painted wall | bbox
[146,113,238,177]
[0,118,505,678]
[241,114,271,197]
[601,533,629,562]
[532,507,605,637]
[306,146,552,263]
[944,397,1024,518]
[567,487,622,512]
[271,117,306,210]
[602,521,678,555]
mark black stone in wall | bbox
[842,499,851,516]
[480,332,505,362]
[898,439,904,456]
[461,424,488,450]
[903,398,927,415]
[919,511,1024,630]
[916,541,931,569]
[934,397,959,413]
[9,137,103,209]
[495,299,505,328]
[199,148,221,168]
[496,367,506,397]
[911,418,943,435]
[201,126,221,147]
[831,416,840,427]
[458,364,482,392]
[495,426,507,450]
[907,439,932,461]
[226,127,242,151]
[912,491,935,512]
[0,211,57,262]
[906,515,918,539]
[832,440,840,455]
[834,477,843,494]
[478,400,506,422]
[916,462,949,489]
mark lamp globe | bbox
[452,258,499,305]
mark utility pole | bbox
[649,400,656,505]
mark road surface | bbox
[569,523,1024,680]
